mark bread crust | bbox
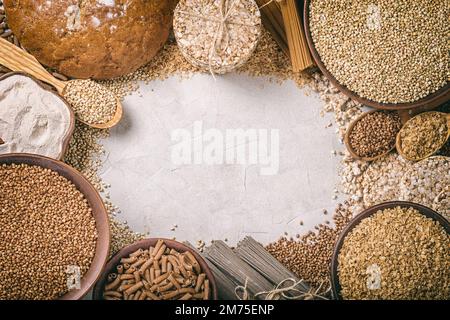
[4,0,174,79]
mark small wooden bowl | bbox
[303,1,450,111]
[0,72,75,160]
[92,238,218,300]
[0,153,110,300]
[330,201,450,300]
[396,111,450,161]
[344,110,401,162]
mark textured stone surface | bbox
[101,74,343,245]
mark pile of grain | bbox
[0,163,97,300]
[266,201,357,292]
[309,0,448,104]
[63,80,117,125]
[348,111,401,158]
[99,30,309,100]
[338,206,449,300]
[340,152,450,220]
[398,112,448,160]
[400,156,450,219]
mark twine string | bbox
[177,0,261,76]
[235,277,250,300]
[258,0,283,11]
[235,277,331,300]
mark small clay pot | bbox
[330,201,449,300]
[92,238,218,300]
[0,153,110,300]
[303,1,450,111]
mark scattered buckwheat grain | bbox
[63,122,143,256]
[99,29,310,101]
[266,201,358,293]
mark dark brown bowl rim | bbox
[0,153,110,300]
[92,238,219,300]
[303,1,450,111]
[0,72,75,160]
[330,201,450,300]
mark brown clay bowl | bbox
[330,201,450,300]
[0,153,110,300]
[303,0,450,111]
[0,72,75,160]
[92,238,218,300]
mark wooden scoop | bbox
[0,38,122,129]
[344,110,400,162]
[396,111,450,161]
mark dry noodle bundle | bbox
[256,0,314,72]
[203,240,274,299]
[279,0,314,71]
[255,0,289,56]
[235,237,309,293]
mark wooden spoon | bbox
[344,110,401,162]
[0,37,122,129]
[396,111,450,161]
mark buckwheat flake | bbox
[338,206,450,300]
[400,156,450,220]
[398,112,448,161]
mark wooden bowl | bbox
[92,238,218,300]
[0,153,110,300]
[396,111,450,161]
[303,1,450,111]
[344,110,400,162]
[0,72,75,160]
[330,201,450,300]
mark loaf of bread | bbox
[4,0,175,79]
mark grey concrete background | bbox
[101,74,344,245]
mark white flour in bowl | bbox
[0,74,72,159]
